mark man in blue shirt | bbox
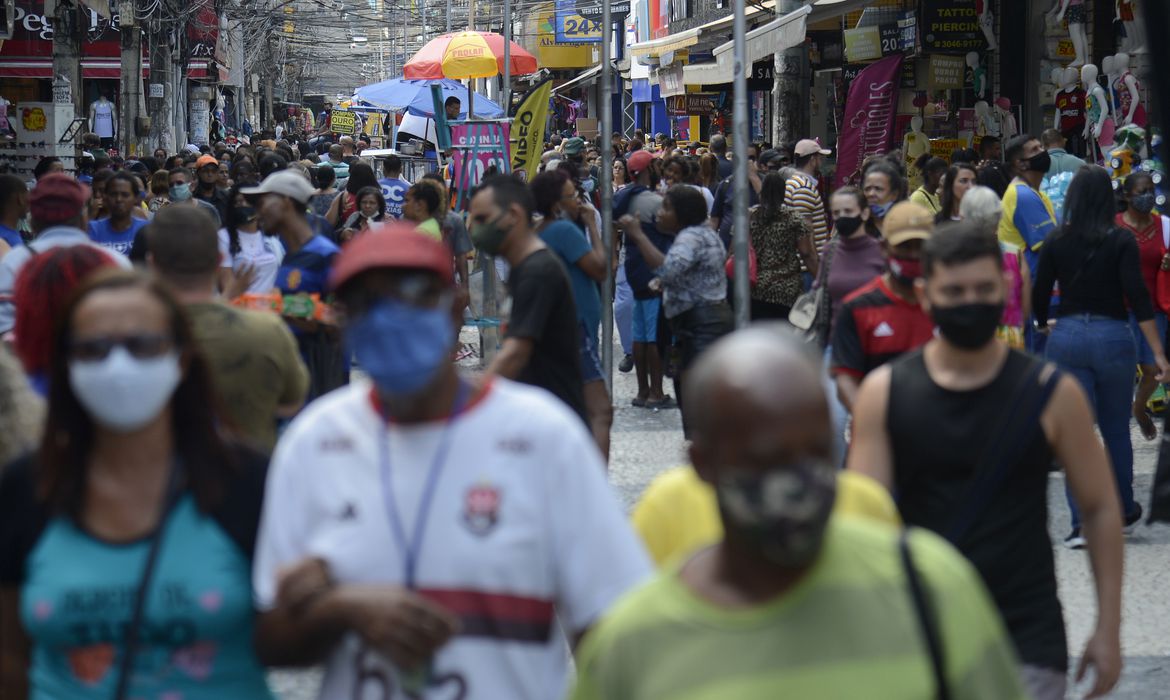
[87,171,147,256]
[0,175,27,249]
[377,154,411,219]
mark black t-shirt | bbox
[887,348,1067,671]
[505,248,587,421]
[195,186,231,223]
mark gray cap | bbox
[240,169,316,204]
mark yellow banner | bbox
[510,80,553,182]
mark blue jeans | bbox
[1129,311,1167,366]
[615,265,634,355]
[1046,315,1139,527]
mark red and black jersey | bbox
[831,276,935,379]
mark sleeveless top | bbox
[1113,72,1148,127]
[93,100,115,138]
[888,348,1067,671]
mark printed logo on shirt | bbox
[874,321,895,338]
[320,436,354,452]
[463,482,501,536]
[286,268,302,291]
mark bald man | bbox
[573,326,1027,700]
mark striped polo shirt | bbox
[571,518,1029,700]
[784,170,830,251]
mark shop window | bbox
[670,0,691,22]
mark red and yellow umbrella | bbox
[403,31,538,81]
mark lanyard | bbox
[378,380,470,590]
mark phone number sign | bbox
[555,0,602,44]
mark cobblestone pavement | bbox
[270,330,1170,698]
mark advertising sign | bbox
[928,54,966,90]
[330,110,357,135]
[843,25,881,62]
[451,123,512,192]
[576,0,630,19]
[922,0,987,53]
[510,80,553,182]
[555,0,602,44]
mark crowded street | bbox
[2,0,1170,698]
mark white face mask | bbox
[69,347,182,432]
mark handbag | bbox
[1154,217,1170,313]
[789,238,837,345]
[725,240,758,287]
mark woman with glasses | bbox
[0,270,276,698]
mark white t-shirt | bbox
[254,378,651,700]
[216,228,285,294]
[691,184,715,215]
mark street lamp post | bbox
[599,0,614,388]
[731,0,750,327]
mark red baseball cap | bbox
[627,149,654,176]
[29,173,89,226]
[330,221,455,290]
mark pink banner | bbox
[834,54,904,189]
[450,123,512,193]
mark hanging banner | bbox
[834,54,904,189]
[451,123,512,192]
[510,79,553,182]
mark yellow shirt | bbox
[631,466,900,567]
[416,217,442,242]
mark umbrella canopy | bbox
[352,78,504,118]
[403,31,538,80]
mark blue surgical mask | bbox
[344,298,454,396]
[169,182,192,202]
[870,201,894,218]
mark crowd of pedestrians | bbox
[0,124,1163,700]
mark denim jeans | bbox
[822,345,849,468]
[614,265,634,355]
[1046,315,1139,527]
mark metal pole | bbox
[599,0,614,389]
[447,0,452,33]
[731,0,750,328]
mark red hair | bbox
[14,245,117,376]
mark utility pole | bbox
[148,11,171,153]
[52,0,84,118]
[119,0,143,156]
[599,0,614,387]
[446,0,452,32]
[731,0,750,327]
[773,0,808,149]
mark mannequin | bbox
[1054,66,1087,156]
[1112,52,1147,127]
[1102,55,1119,123]
[0,96,12,141]
[974,100,1000,139]
[1116,0,1147,54]
[967,52,988,100]
[903,116,930,191]
[1082,63,1116,164]
[1050,0,1089,68]
[994,97,1018,141]
[976,0,998,51]
[88,93,117,149]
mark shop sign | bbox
[555,0,602,44]
[958,108,976,132]
[666,93,719,116]
[659,66,686,98]
[748,59,773,91]
[21,106,45,132]
[450,123,511,191]
[576,1,630,19]
[930,138,968,159]
[928,54,965,90]
[922,0,987,53]
[148,83,164,99]
[330,110,357,135]
[843,25,881,62]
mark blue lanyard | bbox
[378,380,470,590]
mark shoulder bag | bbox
[900,530,951,700]
[1153,217,1170,313]
[789,237,836,346]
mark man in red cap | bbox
[193,153,230,221]
[0,173,129,334]
[252,223,650,700]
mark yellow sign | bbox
[843,26,881,62]
[511,79,553,182]
[330,110,357,135]
[527,3,593,69]
[930,138,968,160]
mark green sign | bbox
[331,110,357,135]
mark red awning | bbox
[0,60,153,79]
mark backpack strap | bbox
[900,530,951,700]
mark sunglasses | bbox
[70,334,175,362]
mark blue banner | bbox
[555,0,602,44]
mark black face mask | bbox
[931,302,1004,350]
[836,215,864,237]
[1025,151,1051,174]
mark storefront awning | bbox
[553,64,604,94]
[629,29,701,59]
[683,5,810,85]
[680,0,871,86]
[0,60,154,79]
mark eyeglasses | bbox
[70,333,175,362]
